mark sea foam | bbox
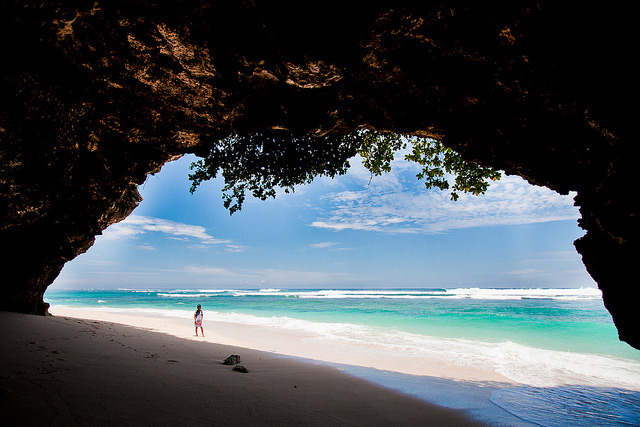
[208,310,640,390]
[155,287,603,301]
[46,288,638,426]
[86,305,639,391]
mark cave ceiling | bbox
[0,1,637,349]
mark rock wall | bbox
[1,1,637,349]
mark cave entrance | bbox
[44,152,640,397]
[49,153,593,291]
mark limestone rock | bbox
[0,1,638,349]
[223,355,241,365]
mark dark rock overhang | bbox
[1,1,637,349]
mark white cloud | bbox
[309,241,338,248]
[100,215,231,245]
[183,265,235,276]
[505,268,539,276]
[136,244,157,251]
[503,268,554,278]
[311,165,580,234]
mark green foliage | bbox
[189,130,501,213]
[357,130,407,177]
[356,131,501,201]
[403,137,502,201]
[189,132,360,214]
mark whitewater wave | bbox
[211,310,640,390]
[62,304,639,391]
[145,287,603,301]
[157,293,212,298]
[210,310,638,390]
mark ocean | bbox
[45,287,640,426]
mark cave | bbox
[1,1,638,349]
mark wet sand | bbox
[0,311,485,426]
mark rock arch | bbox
[1,1,637,349]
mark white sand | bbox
[49,307,512,383]
[0,310,487,426]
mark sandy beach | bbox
[0,310,488,426]
[48,307,512,383]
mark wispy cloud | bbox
[503,268,554,278]
[100,215,231,245]
[183,265,236,276]
[311,158,579,234]
[505,268,540,276]
[309,241,338,249]
[136,244,157,251]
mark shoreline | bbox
[0,309,516,426]
[49,306,514,384]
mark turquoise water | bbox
[45,287,640,426]
[45,287,637,359]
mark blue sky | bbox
[51,150,596,290]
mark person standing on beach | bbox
[194,304,204,337]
